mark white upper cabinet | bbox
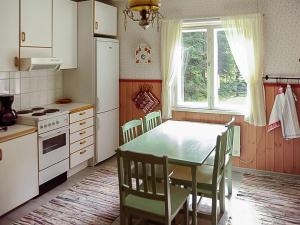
[94,1,117,36]
[53,0,77,69]
[20,0,52,47]
[0,0,19,71]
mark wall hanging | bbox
[135,44,152,64]
[132,84,160,113]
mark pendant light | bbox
[123,0,163,30]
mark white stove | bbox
[17,106,69,134]
[17,105,70,190]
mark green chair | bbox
[204,117,235,195]
[144,110,162,132]
[121,119,144,144]
[170,131,228,225]
[116,149,190,225]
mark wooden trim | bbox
[0,127,37,143]
[264,82,300,88]
[69,104,94,114]
[120,79,162,83]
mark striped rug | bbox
[237,173,300,225]
[14,167,119,225]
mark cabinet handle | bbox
[80,150,87,155]
[80,140,87,145]
[0,149,2,161]
[80,121,87,126]
[79,112,86,116]
[79,131,86,135]
[95,21,99,30]
[21,32,26,42]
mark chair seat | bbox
[170,165,214,186]
[124,183,190,217]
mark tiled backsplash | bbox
[0,70,63,110]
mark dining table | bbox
[118,120,227,225]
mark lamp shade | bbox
[128,0,160,11]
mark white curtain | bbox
[161,20,182,119]
[221,14,266,126]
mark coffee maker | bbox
[0,95,17,126]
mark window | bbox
[177,22,247,113]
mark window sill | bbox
[173,106,245,116]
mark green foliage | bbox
[182,30,247,103]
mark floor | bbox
[0,157,260,225]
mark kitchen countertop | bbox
[47,103,94,114]
[0,124,37,143]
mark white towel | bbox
[268,87,285,134]
[282,85,300,139]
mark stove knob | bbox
[56,121,59,124]
[44,124,47,128]
[40,125,43,129]
[48,123,51,127]
[52,122,55,125]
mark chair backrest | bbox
[212,131,228,186]
[145,110,162,132]
[225,117,235,155]
[116,149,171,220]
[121,119,144,144]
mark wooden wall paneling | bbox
[293,138,300,174]
[120,81,127,126]
[265,86,275,171]
[126,81,133,122]
[239,121,249,168]
[293,87,300,174]
[247,124,257,169]
[256,126,266,170]
[120,79,163,126]
[283,139,294,173]
[172,111,187,121]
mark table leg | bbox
[191,166,197,225]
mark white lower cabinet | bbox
[69,108,95,169]
[0,133,39,216]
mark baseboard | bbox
[67,161,88,178]
[232,166,300,178]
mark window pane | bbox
[215,30,247,111]
[181,30,208,107]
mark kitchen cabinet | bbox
[53,0,77,69]
[20,0,52,47]
[0,133,39,216]
[0,0,19,71]
[94,1,117,36]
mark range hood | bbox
[19,58,63,71]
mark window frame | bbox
[175,21,246,115]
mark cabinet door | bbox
[0,0,19,71]
[53,0,77,69]
[20,0,52,47]
[94,1,117,36]
[0,133,39,216]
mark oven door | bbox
[38,126,69,171]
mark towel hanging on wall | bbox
[268,87,285,133]
[282,85,300,139]
[268,85,300,139]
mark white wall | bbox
[117,0,300,79]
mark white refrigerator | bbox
[95,38,119,163]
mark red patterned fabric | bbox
[133,90,160,113]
